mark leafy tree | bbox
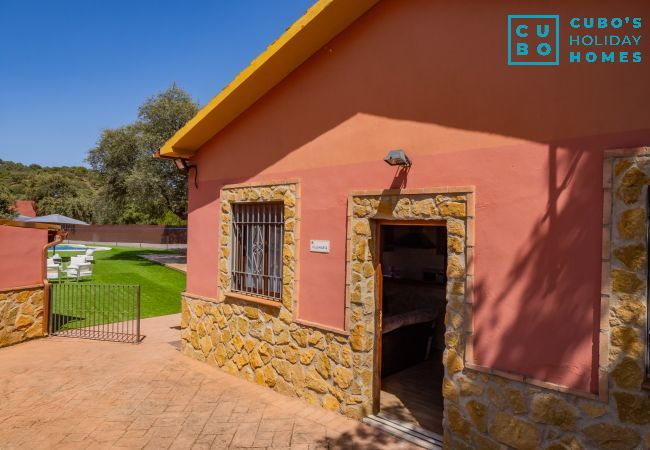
[26,173,96,222]
[88,84,198,223]
[0,185,16,219]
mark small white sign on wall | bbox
[310,239,330,253]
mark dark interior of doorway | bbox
[379,224,447,436]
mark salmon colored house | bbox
[157,0,650,447]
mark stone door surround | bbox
[345,187,475,427]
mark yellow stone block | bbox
[611,326,644,357]
[612,269,643,294]
[322,394,340,411]
[243,306,259,320]
[333,367,353,389]
[14,314,33,330]
[263,365,277,387]
[233,334,244,352]
[315,353,331,379]
[617,208,645,239]
[447,256,465,278]
[300,348,317,365]
[305,369,329,393]
[447,349,463,373]
[439,202,466,218]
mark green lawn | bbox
[53,246,185,319]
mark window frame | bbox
[229,201,284,301]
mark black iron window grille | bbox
[231,202,284,300]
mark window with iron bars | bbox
[231,202,284,300]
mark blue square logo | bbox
[508,15,560,66]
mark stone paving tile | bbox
[0,314,416,449]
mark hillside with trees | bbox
[0,85,197,225]
[0,161,98,221]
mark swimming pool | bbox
[49,244,111,252]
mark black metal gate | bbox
[49,284,141,343]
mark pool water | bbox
[50,244,111,252]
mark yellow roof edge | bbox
[158,0,380,158]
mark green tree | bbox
[26,173,96,222]
[88,84,198,224]
[0,185,16,219]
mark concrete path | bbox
[0,314,414,449]
[140,254,187,273]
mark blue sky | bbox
[0,0,313,167]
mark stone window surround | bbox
[190,178,350,335]
[602,147,650,395]
[218,179,302,317]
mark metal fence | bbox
[49,284,141,343]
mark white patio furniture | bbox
[77,263,93,279]
[84,249,95,262]
[70,255,89,266]
[66,262,92,281]
[65,264,80,281]
[52,254,62,265]
[47,265,61,281]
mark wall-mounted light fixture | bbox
[174,158,193,172]
[383,149,412,167]
[173,158,198,189]
[152,151,199,189]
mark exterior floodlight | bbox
[174,158,192,172]
[383,149,412,167]
[172,157,199,188]
[152,151,199,188]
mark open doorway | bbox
[377,222,447,437]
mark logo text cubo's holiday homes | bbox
[508,14,643,65]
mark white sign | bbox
[310,240,330,253]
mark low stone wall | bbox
[181,295,364,416]
[0,286,46,348]
[442,370,650,449]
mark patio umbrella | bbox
[26,214,90,252]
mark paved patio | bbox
[0,314,415,449]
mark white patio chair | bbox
[70,255,87,266]
[76,263,93,280]
[65,264,80,281]
[47,265,61,281]
[84,249,95,262]
[52,254,62,264]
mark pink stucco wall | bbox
[0,225,48,289]
[185,0,650,393]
